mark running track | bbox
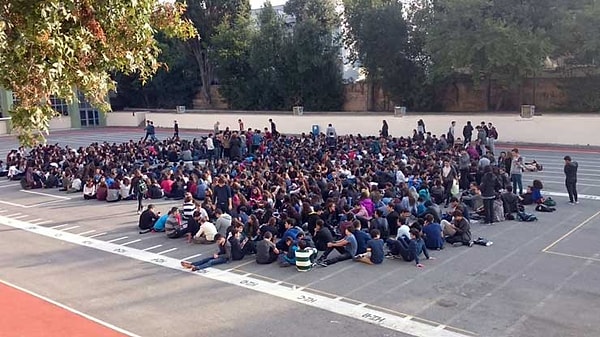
[0,281,130,337]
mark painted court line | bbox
[77,230,96,236]
[0,214,473,337]
[61,226,81,232]
[181,253,202,261]
[88,232,107,238]
[142,245,163,251]
[12,215,29,219]
[545,192,600,201]
[156,248,177,255]
[50,224,69,229]
[31,220,52,225]
[121,239,142,246]
[543,210,600,253]
[19,190,71,200]
[106,236,129,243]
[0,279,141,337]
[7,213,22,217]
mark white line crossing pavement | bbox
[142,245,163,251]
[0,214,475,337]
[106,236,129,243]
[121,239,142,246]
[156,248,177,255]
[61,226,81,231]
[88,232,107,238]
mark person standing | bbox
[143,120,152,142]
[206,134,215,162]
[447,121,456,146]
[381,120,389,138]
[417,119,426,135]
[510,148,525,195]
[238,119,244,132]
[269,118,278,138]
[173,120,179,139]
[214,121,220,136]
[487,122,498,156]
[463,121,474,145]
[564,155,579,204]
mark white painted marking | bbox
[28,218,42,223]
[0,200,27,208]
[0,215,473,337]
[542,180,600,188]
[61,226,80,232]
[76,230,96,236]
[0,183,20,188]
[0,279,142,337]
[0,210,6,213]
[142,245,163,251]
[545,191,600,201]
[12,215,29,219]
[156,248,177,255]
[50,224,69,229]
[106,236,129,243]
[121,239,142,246]
[181,253,202,261]
[87,232,107,238]
[7,213,22,217]
[31,220,52,225]
[19,190,71,200]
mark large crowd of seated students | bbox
[5,119,548,272]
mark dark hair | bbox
[424,214,434,222]
[453,210,463,217]
[298,239,307,250]
[370,229,381,238]
[410,228,421,239]
[564,155,572,161]
[316,219,324,228]
[214,233,224,241]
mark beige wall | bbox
[48,116,72,131]
[144,112,600,147]
[106,111,147,127]
[0,118,9,135]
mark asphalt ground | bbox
[1,128,600,337]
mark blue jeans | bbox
[192,256,228,270]
[511,174,523,195]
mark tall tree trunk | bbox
[190,41,213,106]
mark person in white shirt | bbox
[206,134,215,161]
[67,177,82,193]
[194,213,218,244]
[120,177,134,200]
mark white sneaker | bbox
[136,210,142,215]
[575,201,580,204]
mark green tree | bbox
[0,0,196,145]
[182,0,250,107]
[343,0,430,110]
[113,34,201,109]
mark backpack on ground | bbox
[543,197,556,207]
[535,204,556,213]
[505,213,515,221]
[517,211,537,222]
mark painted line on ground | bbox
[544,250,600,263]
[30,220,52,225]
[19,190,71,200]
[61,226,81,232]
[542,210,600,252]
[0,215,474,337]
[0,210,6,213]
[106,236,129,243]
[156,248,177,255]
[121,239,142,246]
[0,199,28,208]
[28,218,42,223]
[142,245,163,251]
[50,224,69,229]
[87,232,107,238]
[545,192,600,201]
[181,253,202,261]
[542,180,600,188]
[0,183,20,188]
[76,230,96,236]
[7,213,22,217]
[12,215,29,219]
[0,279,142,337]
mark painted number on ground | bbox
[240,279,258,287]
[297,295,317,303]
[362,312,386,323]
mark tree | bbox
[343,0,430,110]
[0,0,196,145]
[181,0,250,107]
[113,34,201,110]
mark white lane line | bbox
[61,226,80,232]
[156,248,177,255]
[545,191,600,201]
[121,239,142,246]
[543,180,600,188]
[19,190,71,200]
[106,236,129,243]
[0,210,6,213]
[181,253,202,261]
[7,213,22,217]
[31,220,52,225]
[50,224,69,229]
[28,218,42,222]
[12,215,29,219]
[0,183,20,188]
[76,230,96,236]
[0,215,474,337]
[88,232,107,238]
[142,245,163,251]
[0,200,28,208]
[0,279,142,337]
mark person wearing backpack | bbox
[480,166,499,224]
[564,155,579,205]
[130,169,147,214]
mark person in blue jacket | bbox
[387,228,434,268]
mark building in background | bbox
[0,88,106,130]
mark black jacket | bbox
[564,162,578,181]
[480,172,498,198]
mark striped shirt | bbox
[295,248,317,272]
[182,202,195,220]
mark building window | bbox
[50,95,69,116]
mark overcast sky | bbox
[250,0,287,9]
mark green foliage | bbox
[113,34,201,109]
[561,76,600,112]
[0,0,196,146]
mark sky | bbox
[250,0,287,9]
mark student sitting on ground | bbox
[356,229,385,265]
[279,237,299,267]
[153,212,170,232]
[443,210,473,247]
[82,179,97,200]
[422,214,444,250]
[193,214,218,244]
[181,233,230,272]
[139,204,160,234]
[165,207,190,240]
[387,228,433,268]
[256,231,280,264]
[120,177,135,200]
[313,219,334,252]
[295,240,318,272]
[96,179,108,201]
[316,226,357,267]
